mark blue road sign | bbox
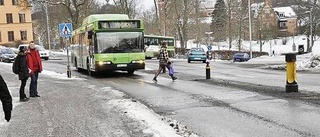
[59,23,73,37]
[207,45,212,50]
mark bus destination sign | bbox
[98,21,140,29]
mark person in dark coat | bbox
[0,74,13,122]
[16,46,29,102]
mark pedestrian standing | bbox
[0,74,13,122]
[272,50,275,56]
[153,42,177,82]
[26,41,42,97]
[16,46,30,102]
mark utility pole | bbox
[248,0,252,58]
[163,0,167,36]
[259,27,262,52]
[45,0,51,53]
[228,1,232,50]
[309,6,313,52]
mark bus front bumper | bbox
[95,63,145,72]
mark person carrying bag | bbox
[152,42,177,82]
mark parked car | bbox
[0,47,16,63]
[187,47,207,63]
[18,44,50,60]
[233,52,250,62]
[10,47,19,54]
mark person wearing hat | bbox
[16,46,29,102]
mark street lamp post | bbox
[45,0,51,53]
[259,27,262,52]
[205,32,213,47]
[305,10,313,52]
[248,0,253,58]
[309,8,313,52]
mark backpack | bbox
[12,57,19,74]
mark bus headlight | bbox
[132,60,145,64]
[98,61,107,66]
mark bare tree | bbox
[111,0,141,19]
[171,0,196,54]
[50,0,93,28]
[140,7,158,34]
[294,0,320,52]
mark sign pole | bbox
[59,23,73,78]
[66,37,71,78]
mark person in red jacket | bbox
[26,41,43,97]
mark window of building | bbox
[280,22,287,27]
[20,30,27,41]
[12,0,19,5]
[8,31,14,41]
[6,13,13,23]
[279,13,285,17]
[0,0,4,5]
[19,14,26,23]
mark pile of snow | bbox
[255,53,320,71]
[298,54,320,69]
[108,99,198,137]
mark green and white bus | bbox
[144,35,175,59]
[71,14,145,75]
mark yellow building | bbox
[0,0,33,46]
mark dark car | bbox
[187,48,207,63]
[233,53,250,62]
[0,48,16,63]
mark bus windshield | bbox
[97,32,143,53]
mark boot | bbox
[171,76,177,81]
[153,77,158,83]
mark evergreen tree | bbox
[211,0,227,42]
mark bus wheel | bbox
[128,70,134,75]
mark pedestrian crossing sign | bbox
[59,23,73,37]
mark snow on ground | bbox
[184,35,320,71]
[108,98,197,137]
[243,35,320,71]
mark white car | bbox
[18,44,50,60]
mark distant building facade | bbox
[255,0,298,38]
[0,0,33,46]
[273,7,298,37]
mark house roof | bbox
[273,7,297,18]
[200,0,216,9]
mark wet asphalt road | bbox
[52,54,320,136]
[1,54,320,137]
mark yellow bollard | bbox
[285,53,298,92]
